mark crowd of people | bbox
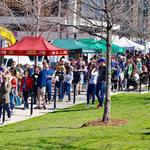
[0,51,150,121]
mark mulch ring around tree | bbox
[81,119,128,128]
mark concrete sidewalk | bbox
[0,94,86,126]
[0,90,148,126]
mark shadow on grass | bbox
[143,97,150,101]
[51,108,87,113]
[51,106,96,114]
[0,126,79,134]
[142,132,150,135]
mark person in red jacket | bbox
[9,69,17,113]
[20,70,34,110]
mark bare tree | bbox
[0,0,69,65]
[65,0,139,122]
[0,0,69,37]
[0,0,143,122]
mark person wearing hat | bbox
[96,58,106,109]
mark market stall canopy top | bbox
[0,36,68,56]
[52,38,90,50]
[79,38,125,54]
[113,37,144,51]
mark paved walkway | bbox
[0,94,86,126]
[0,90,148,126]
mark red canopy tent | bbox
[0,36,68,56]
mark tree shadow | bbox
[51,108,88,113]
[142,132,150,135]
[141,127,150,135]
[0,126,79,134]
[50,106,96,114]
[143,97,150,101]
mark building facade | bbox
[0,0,150,41]
[118,0,150,39]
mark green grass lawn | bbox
[0,93,150,150]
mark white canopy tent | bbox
[113,37,145,51]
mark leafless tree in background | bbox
[0,0,147,122]
[66,0,139,122]
[0,0,69,65]
[0,0,69,38]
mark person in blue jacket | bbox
[35,60,47,109]
[96,58,106,109]
[45,61,55,104]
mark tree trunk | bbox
[102,28,111,122]
[102,0,112,122]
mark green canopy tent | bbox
[52,38,95,53]
[78,38,101,50]
[52,38,96,60]
[79,38,125,54]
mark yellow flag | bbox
[0,26,16,45]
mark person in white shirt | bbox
[87,64,98,106]
[64,66,73,101]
